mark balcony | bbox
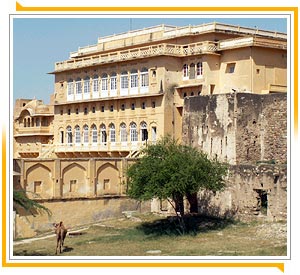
[54,141,154,157]
[14,126,52,137]
[54,42,218,72]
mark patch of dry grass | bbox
[13,213,287,257]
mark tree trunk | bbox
[186,192,198,213]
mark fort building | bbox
[13,22,287,238]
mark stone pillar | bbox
[53,159,61,198]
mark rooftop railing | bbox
[54,41,218,72]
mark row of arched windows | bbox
[67,68,149,96]
[61,122,149,145]
[183,62,203,79]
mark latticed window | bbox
[75,126,81,144]
[120,123,127,142]
[109,123,116,143]
[120,71,128,89]
[130,69,138,88]
[141,67,149,87]
[93,75,99,93]
[92,125,97,144]
[130,122,138,142]
[110,72,117,90]
[67,79,74,95]
[83,125,89,144]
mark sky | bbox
[13,16,287,104]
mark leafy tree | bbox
[126,136,228,224]
[13,189,52,217]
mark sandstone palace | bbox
[13,22,287,238]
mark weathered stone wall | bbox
[235,93,287,164]
[14,197,150,239]
[183,93,287,165]
[198,164,287,221]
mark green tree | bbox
[13,189,52,216]
[126,136,228,220]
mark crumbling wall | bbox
[198,164,287,221]
[183,92,287,165]
[235,93,287,164]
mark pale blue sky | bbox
[13,17,287,104]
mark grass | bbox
[13,213,287,257]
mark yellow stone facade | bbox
[13,23,287,237]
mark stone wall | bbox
[14,197,150,239]
[182,92,287,165]
[198,164,287,221]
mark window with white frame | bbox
[130,122,138,142]
[75,125,81,145]
[102,73,108,90]
[75,78,82,94]
[120,123,127,142]
[67,79,74,95]
[84,77,90,95]
[197,62,203,76]
[130,69,138,88]
[120,71,128,89]
[93,75,99,93]
[141,67,149,88]
[92,125,97,144]
[83,125,89,144]
[66,126,72,145]
[100,124,107,144]
[183,64,188,78]
[109,123,116,143]
[110,72,117,91]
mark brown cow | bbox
[53,221,68,254]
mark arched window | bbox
[100,124,107,144]
[141,67,149,86]
[84,76,90,96]
[75,78,82,94]
[130,122,138,142]
[109,123,116,143]
[83,125,89,144]
[130,69,138,89]
[120,123,127,142]
[110,72,117,91]
[67,79,74,95]
[23,118,26,127]
[101,73,108,91]
[197,62,203,76]
[91,125,97,144]
[66,126,72,145]
[120,71,128,89]
[183,64,188,78]
[75,125,81,145]
[189,63,195,79]
[140,121,148,141]
[92,75,99,93]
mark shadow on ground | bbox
[137,214,236,236]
